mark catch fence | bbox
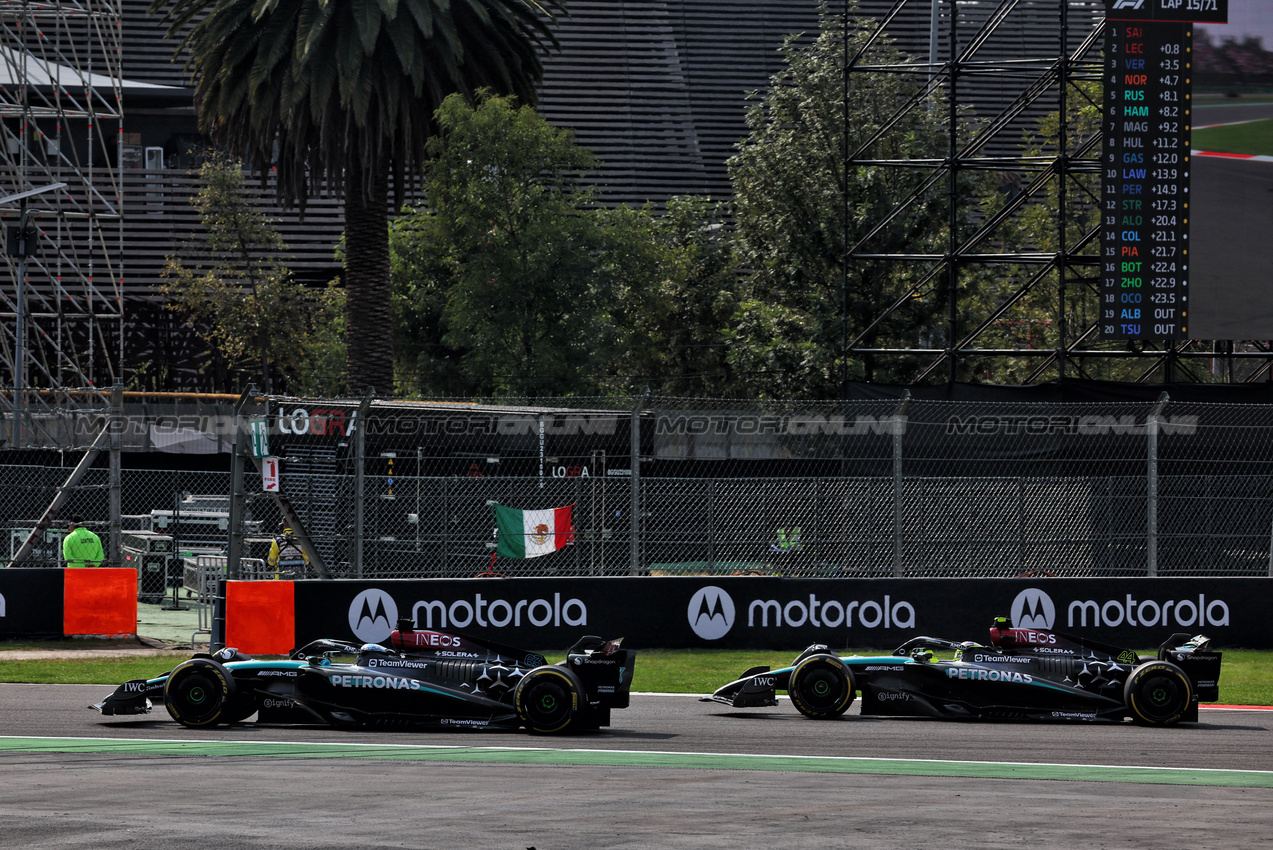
[2,391,1272,579]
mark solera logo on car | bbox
[688,586,735,640]
[349,589,398,643]
[1011,588,1056,630]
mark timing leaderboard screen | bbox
[1100,21,1192,341]
[1099,0,1230,342]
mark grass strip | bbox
[1193,118,1273,156]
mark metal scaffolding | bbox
[846,0,1272,385]
[0,0,124,399]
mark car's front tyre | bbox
[788,654,855,719]
[1124,660,1192,726]
[164,658,236,728]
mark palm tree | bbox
[149,0,564,395]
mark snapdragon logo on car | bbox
[1012,587,1231,630]
[411,592,586,630]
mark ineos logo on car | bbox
[1011,588,1056,630]
[348,589,398,643]
[687,586,735,640]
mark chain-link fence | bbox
[3,391,1273,579]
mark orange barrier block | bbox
[63,569,138,637]
[225,581,295,655]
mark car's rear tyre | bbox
[1125,660,1192,726]
[788,654,855,719]
[164,658,236,728]
[514,666,585,734]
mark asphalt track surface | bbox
[1193,98,1273,128]
[1,685,1271,849]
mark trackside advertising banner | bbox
[292,578,1273,650]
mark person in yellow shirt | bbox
[62,516,104,568]
[267,525,308,579]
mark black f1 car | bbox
[703,618,1222,726]
[93,620,634,734]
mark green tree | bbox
[605,196,741,396]
[160,153,345,395]
[392,96,741,398]
[727,5,959,396]
[150,0,563,396]
[398,92,619,397]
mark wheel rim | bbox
[523,679,571,729]
[797,664,847,712]
[1136,673,1185,720]
[170,671,222,723]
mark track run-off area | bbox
[3,686,1272,848]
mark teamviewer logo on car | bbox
[349,589,398,644]
[687,586,735,640]
[1011,588,1056,630]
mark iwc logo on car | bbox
[349,589,398,643]
[1011,588,1056,630]
[688,586,735,640]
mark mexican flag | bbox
[491,502,575,559]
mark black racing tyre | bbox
[514,666,585,734]
[164,658,236,728]
[1124,660,1192,727]
[788,654,855,719]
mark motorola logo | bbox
[349,589,398,643]
[687,585,735,640]
[1011,588,1056,630]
